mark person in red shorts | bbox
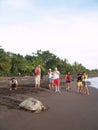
[53,67,60,92]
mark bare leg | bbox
[85,86,89,95]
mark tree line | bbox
[0,48,98,76]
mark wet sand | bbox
[0,76,98,130]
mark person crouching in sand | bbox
[9,77,18,90]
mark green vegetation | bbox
[0,48,98,76]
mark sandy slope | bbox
[0,76,98,130]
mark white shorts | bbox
[35,75,40,84]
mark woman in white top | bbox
[53,67,60,92]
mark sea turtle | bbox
[19,97,46,113]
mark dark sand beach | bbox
[0,76,98,130]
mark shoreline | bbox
[0,76,98,130]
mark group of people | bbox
[47,68,89,95]
[77,72,89,95]
[34,65,60,93]
[9,64,89,95]
[48,69,72,93]
[48,67,60,92]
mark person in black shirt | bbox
[77,73,83,93]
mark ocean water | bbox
[88,77,98,90]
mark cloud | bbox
[2,0,31,8]
[2,0,98,11]
[0,0,98,69]
[0,11,98,56]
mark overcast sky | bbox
[0,0,98,70]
